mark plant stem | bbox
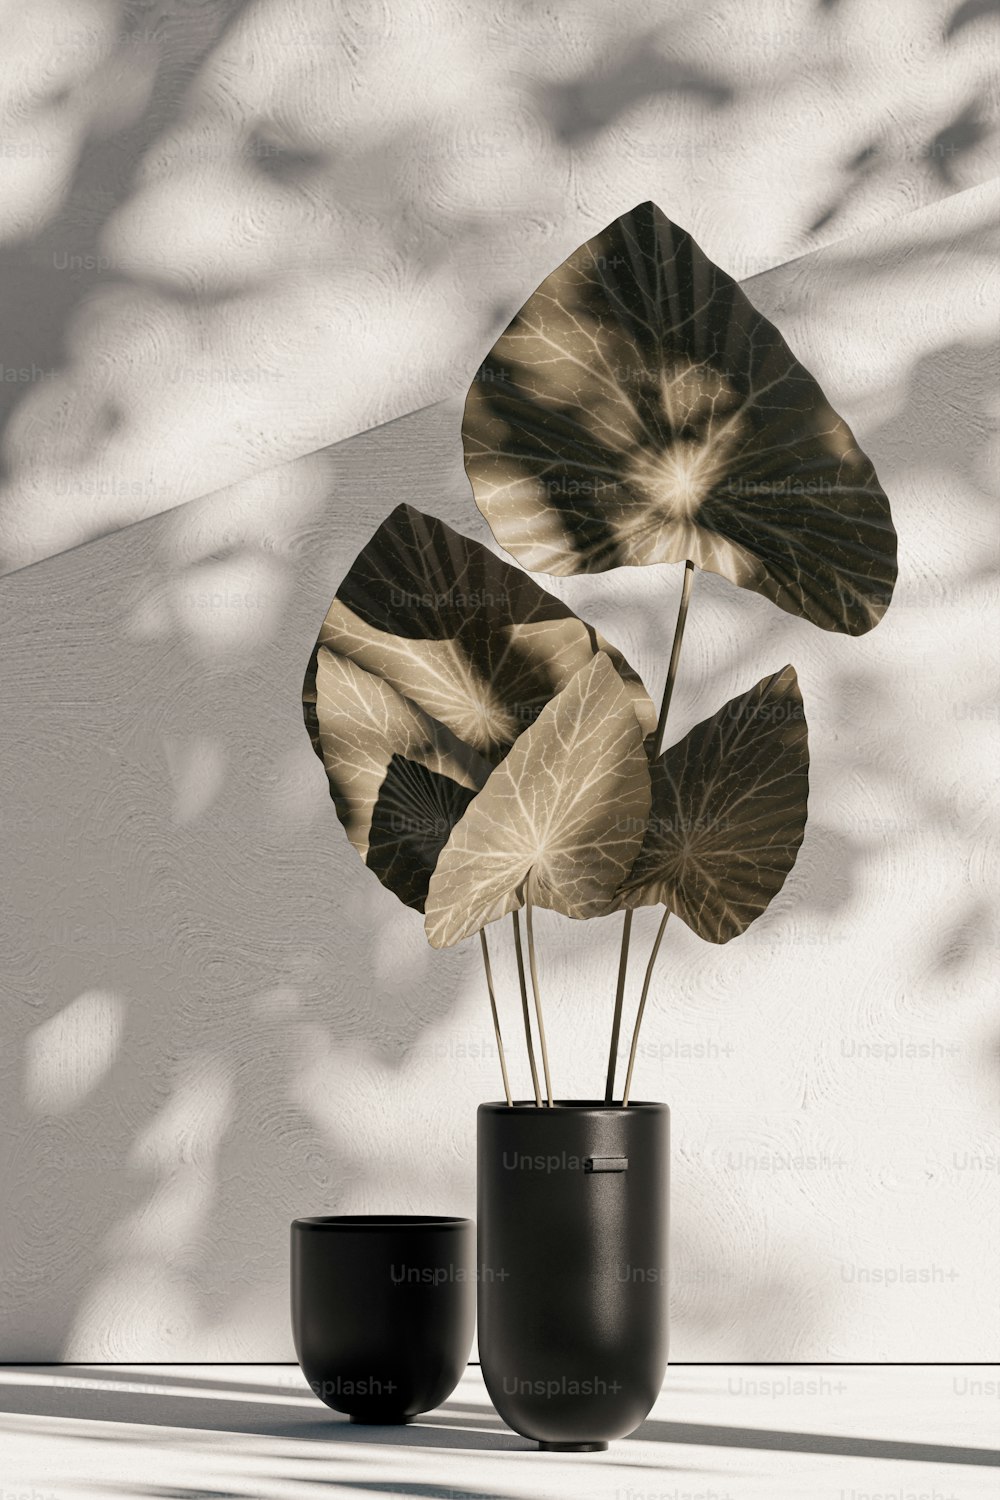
[524,875,553,1107]
[604,909,633,1102]
[654,559,696,759]
[621,910,670,1107]
[479,930,512,1107]
[512,910,542,1106]
[605,559,696,1100]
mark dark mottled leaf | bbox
[463,201,896,634]
[312,647,488,861]
[310,504,655,764]
[425,655,652,948]
[304,505,655,909]
[368,755,477,911]
[619,665,809,941]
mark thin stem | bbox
[654,559,696,758]
[524,875,553,1107]
[605,560,696,1099]
[512,911,542,1106]
[479,930,512,1107]
[621,911,670,1107]
[604,909,633,1102]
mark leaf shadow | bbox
[0,0,259,483]
[535,25,735,145]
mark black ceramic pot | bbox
[291,1215,475,1423]
[477,1100,669,1450]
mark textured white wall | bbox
[1,0,999,572]
[0,0,998,1360]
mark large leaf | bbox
[312,648,489,909]
[463,201,896,635]
[618,665,809,941]
[308,503,655,764]
[303,505,656,911]
[424,654,652,949]
[367,755,477,911]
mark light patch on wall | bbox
[252,986,301,1017]
[64,1260,200,1362]
[60,1060,237,1358]
[163,736,227,825]
[128,584,173,642]
[0,0,138,242]
[264,745,329,827]
[129,1055,233,1172]
[111,1059,234,1258]
[172,552,286,655]
[23,990,125,1115]
[111,1171,212,1261]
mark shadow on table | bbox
[80,1483,591,1500]
[630,1415,1000,1468]
[6,1367,999,1471]
[5,1364,310,1400]
[0,1369,524,1453]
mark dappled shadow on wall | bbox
[0,0,258,480]
[0,378,861,1363]
[0,416,490,1361]
[1,0,998,575]
[533,25,734,145]
[3,262,999,1358]
[0,16,996,1356]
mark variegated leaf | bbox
[424,654,652,948]
[303,507,655,912]
[367,755,477,911]
[463,201,896,635]
[619,665,809,941]
[313,647,487,875]
[310,503,655,765]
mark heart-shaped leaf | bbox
[311,648,489,905]
[303,505,656,911]
[308,504,655,765]
[618,665,809,941]
[424,653,652,949]
[463,201,896,635]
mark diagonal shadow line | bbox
[0,390,449,586]
[0,1373,505,1426]
[3,1388,997,1467]
[740,171,1000,289]
[7,171,998,586]
[5,1366,311,1400]
[0,1381,525,1452]
[220,1415,528,1452]
[631,1418,1000,1468]
[0,1406,528,1454]
[90,1484,521,1500]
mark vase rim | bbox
[478,1099,666,1113]
[292,1215,472,1230]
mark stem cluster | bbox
[480,562,695,1108]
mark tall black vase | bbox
[477,1099,668,1451]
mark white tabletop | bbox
[1,1363,997,1499]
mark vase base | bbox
[349,1415,412,1425]
[537,1439,609,1452]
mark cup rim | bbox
[292,1214,473,1230]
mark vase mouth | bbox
[292,1215,472,1230]
[478,1099,666,1113]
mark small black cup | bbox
[291,1214,475,1423]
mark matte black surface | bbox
[291,1215,475,1423]
[478,1101,669,1448]
[539,1438,609,1451]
